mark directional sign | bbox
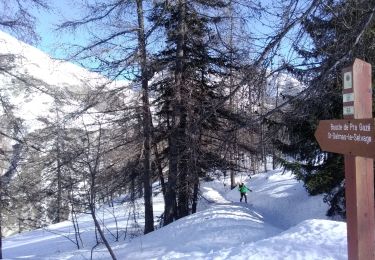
[315,118,375,158]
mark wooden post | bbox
[343,59,375,260]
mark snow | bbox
[0,30,346,260]
[3,169,347,259]
[212,219,346,260]
[0,30,105,89]
[0,30,133,132]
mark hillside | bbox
[3,169,347,259]
[0,30,136,238]
[0,30,131,132]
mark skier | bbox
[238,182,251,203]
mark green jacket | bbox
[239,184,249,193]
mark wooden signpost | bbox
[314,58,375,260]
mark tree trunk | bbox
[272,80,279,170]
[164,117,178,225]
[191,174,199,214]
[89,204,117,260]
[176,0,188,219]
[152,143,166,198]
[164,0,186,226]
[177,157,189,218]
[56,142,62,223]
[229,0,236,190]
[260,78,267,172]
[136,0,154,234]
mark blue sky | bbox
[27,0,304,71]
[34,1,267,58]
[33,1,88,59]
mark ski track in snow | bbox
[3,169,347,260]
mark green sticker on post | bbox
[343,93,354,103]
[343,106,354,115]
[344,72,352,89]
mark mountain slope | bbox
[0,30,131,132]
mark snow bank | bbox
[212,219,347,260]
[111,204,282,260]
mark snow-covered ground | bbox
[3,169,347,259]
[1,29,347,260]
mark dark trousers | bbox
[240,192,247,203]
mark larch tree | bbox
[136,0,154,234]
[57,0,156,234]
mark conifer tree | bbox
[274,0,375,218]
[149,0,247,224]
[57,0,156,235]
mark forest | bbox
[1,0,375,259]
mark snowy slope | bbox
[0,30,106,91]
[0,30,132,132]
[3,169,347,259]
